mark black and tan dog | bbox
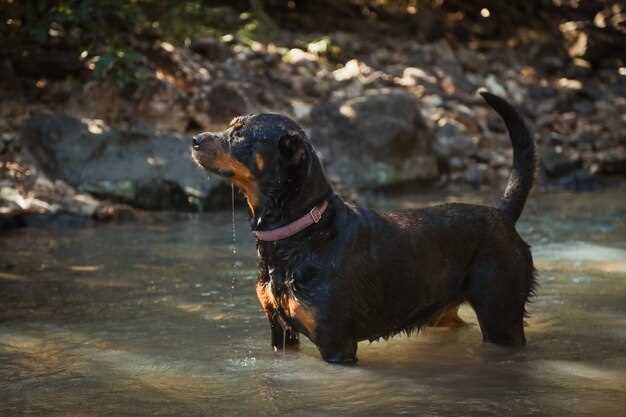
[192,92,536,364]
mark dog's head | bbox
[191,113,329,215]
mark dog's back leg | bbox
[313,324,358,364]
[429,305,468,328]
[465,246,535,346]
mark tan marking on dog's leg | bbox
[256,282,277,317]
[431,305,468,328]
[286,298,317,338]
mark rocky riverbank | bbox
[2,23,625,228]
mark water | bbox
[230,137,237,295]
[229,136,237,257]
[1,189,625,417]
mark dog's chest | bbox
[256,276,318,338]
[256,243,324,337]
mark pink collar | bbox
[253,200,329,241]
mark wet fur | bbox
[192,92,537,364]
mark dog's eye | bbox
[228,129,242,142]
[227,131,251,150]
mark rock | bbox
[191,37,230,61]
[332,59,368,82]
[70,82,128,125]
[10,47,83,79]
[572,99,594,114]
[433,118,478,158]
[405,40,474,92]
[135,80,189,132]
[463,164,487,189]
[542,149,582,178]
[595,147,626,175]
[0,186,39,213]
[290,75,321,98]
[283,48,317,65]
[406,40,456,72]
[1,131,19,156]
[396,67,438,87]
[0,173,110,229]
[93,204,137,222]
[0,209,26,230]
[309,89,438,190]
[134,179,192,211]
[204,82,249,126]
[290,99,314,121]
[330,79,365,100]
[448,156,467,170]
[190,82,249,130]
[484,75,508,98]
[557,169,602,192]
[20,113,221,210]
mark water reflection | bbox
[1,190,625,416]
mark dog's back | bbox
[332,93,537,347]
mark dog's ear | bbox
[278,134,307,165]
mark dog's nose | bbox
[192,132,219,149]
[192,135,203,149]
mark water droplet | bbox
[228,137,238,305]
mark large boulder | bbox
[309,89,438,189]
[20,114,219,210]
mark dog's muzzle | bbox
[192,132,220,151]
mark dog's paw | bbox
[321,352,358,365]
[272,340,300,353]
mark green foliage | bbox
[0,0,244,86]
[91,48,150,87]
[2,0,622,85]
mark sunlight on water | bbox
[1,189,625,417]
[534,241,626,262]
[534,242,626,274]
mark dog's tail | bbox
[481,92,535,224]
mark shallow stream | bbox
[1,190,625,416]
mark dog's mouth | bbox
[193,154,233,178]
[191,144,259,211]
[191,146,235,178]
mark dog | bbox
[191,92,536,364]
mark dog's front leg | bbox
[256,281,299,351]
[316,333,358,364]
[268,312,299,351]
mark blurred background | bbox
[1,0,625,227]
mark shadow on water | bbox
[1,189,625,417]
